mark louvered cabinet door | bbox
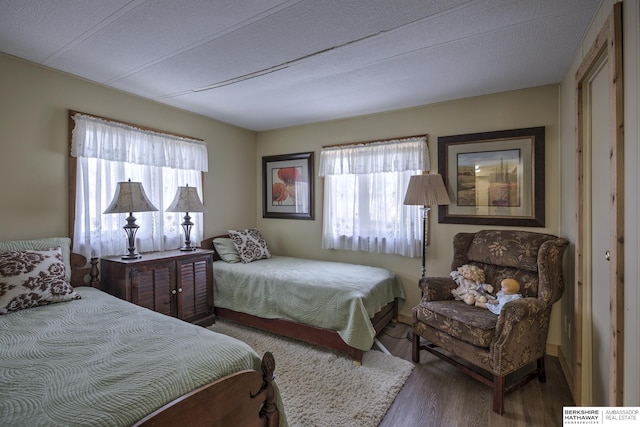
[176,252,214,323]
[131,262,175,317]
[100,249,215,324]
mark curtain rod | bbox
[321,133,427,149]
[68,109,205,143]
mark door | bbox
[575,3,624,406]
[588,58,611,405]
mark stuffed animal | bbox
[476,278,522,314]
[450,264,494,305]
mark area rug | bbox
[207,319,414,427]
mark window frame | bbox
[319,134,429,256]
[67,110,205,252]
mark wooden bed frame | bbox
[71,254,280,427]
[201,236,399,364]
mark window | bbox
[318,136,429,256]
[70,113,208,260]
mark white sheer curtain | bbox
[71,114,208,260]
[318,137,430,256]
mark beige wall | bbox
[0,53,257,242]
[256,85,564,346]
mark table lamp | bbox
[104,180,158,259]
[166,185,207,251]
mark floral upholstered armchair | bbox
[412,230,569,414]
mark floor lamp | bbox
[403,173,451,342]
[403,173,451,277]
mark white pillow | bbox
[227,228,271,263]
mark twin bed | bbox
[202,231,405,363]
[0,238,281,427]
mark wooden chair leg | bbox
[412,331,420,363]
[537,356,546,383]
[493,375,505,415]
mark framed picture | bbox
[262,152,314,220]
[438,127,545,227]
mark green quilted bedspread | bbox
[0,287,286,427]
[213,256,405,351]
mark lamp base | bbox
[122,215,142,260]
[179,214,197,252]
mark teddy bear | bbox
[475,278,522,314]
[450,264,494,305]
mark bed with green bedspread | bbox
[0,286,285,427]
[213,255,405,354]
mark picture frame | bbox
[262,151,315,220]
[438,127,545,227]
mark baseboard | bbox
[546,343,559,357]
[397,313,412,326]
[558,346,576,400]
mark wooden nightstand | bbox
[100,249,215,326]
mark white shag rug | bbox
[207,319,414,427]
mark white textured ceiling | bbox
[0,0,599,131]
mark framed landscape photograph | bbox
[262,151,314,220]
[438,127,545,227]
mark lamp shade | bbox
[166,186,207,213]
[103,181,158,214]
[403,174,451,206]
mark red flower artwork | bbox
[272,167,302,205]
[272,182,288,204]
[277,168,301,185]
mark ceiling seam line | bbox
[162,6,593,98]
[106,0,486,87]
[41,0,148,66]
[104,0,304,85]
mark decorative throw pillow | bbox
[228,228,271,263]
[0,247,80,315]
[0,237,72,281]
[212,237,242,263]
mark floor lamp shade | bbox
[103,180,158,259]
[403,174,451,206]
[403,174,451,277]
[166,185,207,251]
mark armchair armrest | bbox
[537,238,569,305]
[490,298,551,375]
[418,277,456,302]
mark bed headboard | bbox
[200,235,229,262]
[70,253,100,288]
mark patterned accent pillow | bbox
[0,237,72,281]
[212,237,242,263]
[0,247,80,315]
[228,228,271,263]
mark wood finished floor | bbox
[376,322,574,427]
